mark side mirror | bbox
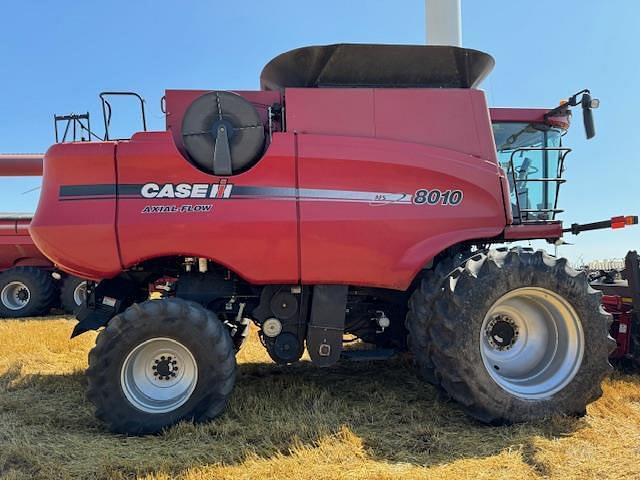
[545,89,600,140]
[581,92,598,139]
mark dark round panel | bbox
[181,91,265,174]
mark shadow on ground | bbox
[0,356,588,479]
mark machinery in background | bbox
[589,251,640,370]
[0,206,87,318]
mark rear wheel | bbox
[87,298,236,434]
[0,266,56,318]
[408,249,614,423]
[60,276,87,314]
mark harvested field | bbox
[1,316,639,479]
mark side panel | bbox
[286,88,498,160]
[0,218,51,269]
[291,87,505,290]
[116,131,299,284]
[30,143,120,280]
[297,134,505,290]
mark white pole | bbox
[425,0,462,46]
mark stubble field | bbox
[1,317,639,479]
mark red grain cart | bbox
[0,214,86,317]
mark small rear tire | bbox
[86,298,236,434]
[60,276,87,314]
[0,266,56,318]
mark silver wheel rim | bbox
[121,337,198,413]
[480,287,584,399]
[73,281,87,306]
[1,281,30,310]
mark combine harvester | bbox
[18,43,636,434]
[0,154,86,317]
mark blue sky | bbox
[0,0,637,263]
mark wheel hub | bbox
[152,355,179,380]
[1,281,30,310]
[485,314,519,351]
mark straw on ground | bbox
[0,317,639,479]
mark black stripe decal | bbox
[232,186,296,197]
[59,196,118,201]
[58,183,412,204]
[59,184,117,197]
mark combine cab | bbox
[28,44,629,434]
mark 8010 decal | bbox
[412,189,464,206]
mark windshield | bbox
[492,122,566,223]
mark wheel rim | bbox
[121,337,198,413]
[1,281,30,310]
[73,281,87,306]
[480,287,584,399]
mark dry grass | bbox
[0,318,639,479]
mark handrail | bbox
[99,91,147,141]
[507,147,572,224]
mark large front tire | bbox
[86,298,236,434]
[406,252,467,384]
[408,249,614,424]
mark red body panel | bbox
[502,223,563,240]
[0,217,51,269]
[296,134,504,288]
[289,88,505,288]
[289,89,497,160]
[116,131,299,285]
[30,142,120,279]
[32,88,514,289]
[489,108,549,123]
[489,107,570,130]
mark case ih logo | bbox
[141,180,233,199]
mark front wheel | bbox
[408,249,614,424]
[86,298,236,434]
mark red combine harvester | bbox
[27,44,638,434]
[0,154,87,317]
